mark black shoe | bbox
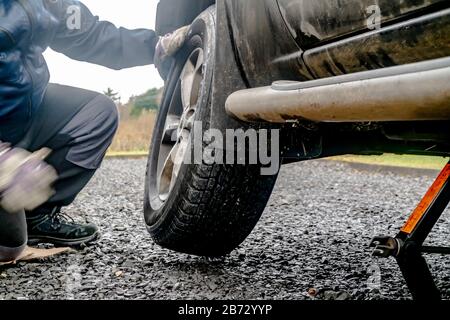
[27,208,99,247]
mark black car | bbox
[144,0,450,259]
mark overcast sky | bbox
[44,0,163,103]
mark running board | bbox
[225,57,450,123]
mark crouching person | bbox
[0,0,188,250]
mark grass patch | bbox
[330,154,449,170]
[106,151,148,158]
[109,110,155,154]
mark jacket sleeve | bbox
[48,0,158,70]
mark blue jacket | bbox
[0,0,157,143]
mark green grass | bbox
[330,154,449,170]
[106,150,449,170]
[106,150,149,158]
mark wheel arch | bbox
[155,0,216,35]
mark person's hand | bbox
[154,26,190,79]
[0,143,58,213]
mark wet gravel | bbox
[1,159,449,300]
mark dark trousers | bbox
[0,84,119,261]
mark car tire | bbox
[144,6,279,257]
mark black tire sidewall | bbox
[144,7,216,232]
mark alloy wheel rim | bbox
[157,48,204,201]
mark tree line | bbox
[104,87,163,117]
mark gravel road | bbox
[1,159,449,300]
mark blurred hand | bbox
[154,26,190,79]
[0,143,58,213]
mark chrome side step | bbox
[225,57,450,123]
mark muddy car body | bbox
[145,0,450,259]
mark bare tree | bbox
[103,87,121,105]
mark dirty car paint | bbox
[223,0,450,85]
[277,0,450,49]
[304,8,450,78]
[224,0,314,87]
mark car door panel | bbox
[277,0,450,49]
[303,8,450,78]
